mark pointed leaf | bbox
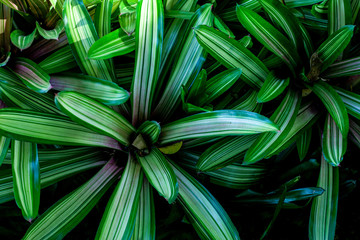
[323,56,360,78]
[296,128,312,161]
[187,69,207,105]
[10,28,37,51]
[229,89,262,113]
[333,86,360,119]
[55,91,135,146]
[23,159,121,240]
[159,110,279,145]
[169,160,240,240]
[96,156,143,240]
[236,5,301,74]
[306,81,349,136]
[309,156,339,240]
[63,0,115,81]
[214,14,235,38]
[11,140,40,222]
[322,114,347,166]
[137,148,178,203]
[36,20,64,40]
[12,57,51,93]
[244,89,301,164]
[0,108,121,149]
[119,8,136,35]
[88,29,135,60]
[50,73,130,106]
[257,71,290,103]
[194,25,269,89]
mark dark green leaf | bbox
[257,71,289,103]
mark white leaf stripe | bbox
[323,57,360,78]
[257,71,289,103]
[36,20,64,40]
[334,86,360,119]
[0,135,11,166]
[136,148,178,203]
[10,29,37,50]
[296,128,312,161]
[38,46,77,74]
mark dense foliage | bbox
[1,0,360,239]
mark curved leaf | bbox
[137,120,161,145]
[333,86,360,119]
[10,28,37,51]
[257,71,289,103]
[38,46,77,74]
[55,91,135,146]
[36,20,64,40]
[328,0,352,35]
[159,110,279,145]
[94,0,113,37]
[323,56,360,78]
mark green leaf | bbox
[257,71,290,103]
[0,4,11,65]
[55,91,135,146]
[311,25,355,73]
[12,57,51,93]
[229,89,262,113]
[328,0,352,35]
[322,114,347,166]
[23,159,121,240]
[0,135,11,166]
[194,25,269,89]
[50,73,130,106]
[197,135,257,172]
[214,14,235,38]
[36,20,64,40]
[203,68,242,105]
[63,0,115,81]
[0,67,20,85]
[299,22,314,59]
[186,69,207,105]
[11,140,40,222]
[136,148,178,203]
[332,86,360,119]
[323,56,360,78]
[137,120,161,145]
[49,0,65,17]
[164,9,194,19]
[131,0,164,125]
[169,160,240,240]
[159,110,279,145]
[0,108,121,149]
[306,81,349,136]
[87,29,135,60]
[94,0,113,38]
[10,28,37,51]
[38,46,77,74]
[96,156,143,240]
[0,82,63,114]
[296,128,312,161]
[236,5,301,74]
[244,89,301,164]
[130,178,155,240]
[119,2,137,35]
[349,118,360,149]
[309,156,339,240]
[153,4,213,121]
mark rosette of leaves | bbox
[0,0,360,239]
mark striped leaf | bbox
[328,0,352,35]
[236,6,301,74]
[23,159,121,240]
[267,102,320,156]
[257,71,290,103]
[203,68,242,105]
[0,82,63,114]
[137,120,161,145]
[38,46,77,74]
[164,10,194,19]
[0,3,11,66]
[244,89,301,164]
[50,73,130,106]
[131,0,164,125]
[229,89,262,113]
[159,110,279,145]
[136,148,178,203]
[349,118,360,149]
[306,81,349,136]
[0,135,10,166]
[94,0,113,37]
[130,178,155,240]
[259,0,304,53]
[194,25,269,89]
[299,22,314,59]
[170,160,240,240]
[311,25,355,74]
[333,86,360,119]
[322,114,347,166]
[10,28,37,51]
[197,135,257,172]
[186,69,207,105]
[323,57,360,78]
[296,128,312,161]
[12,57,51,93]
[63,0,115,81]
[11,140,40,222]
[178,151,266,189]
[0,108,121,149]
[88,29,135,60]
[96,156,143,240]
[214,14,235,38]
[49,0,64,17]
[36,20,64,40]
[55,91,135,146]
[119,3,137,35]
[291,8,328,31]
[152,4,213,121]
[309,156,339,240]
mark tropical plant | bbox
[0,0,360,239]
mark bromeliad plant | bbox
[0,0,360,239]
